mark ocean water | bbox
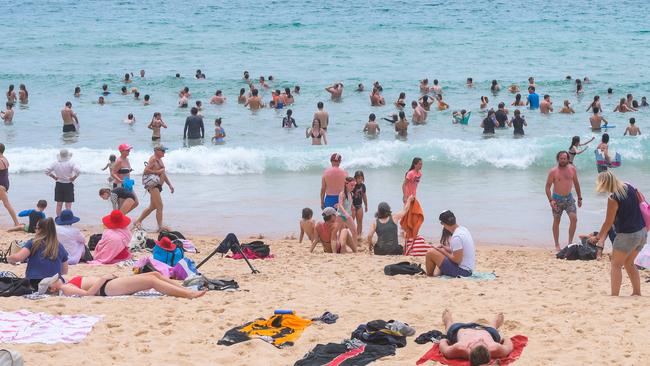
[1,1,649,245]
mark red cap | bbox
[330,153,341,162]
[118,143,133,152]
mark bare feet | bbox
[190,290,207,299]
[493,312,504,329]
[442,309,453,328]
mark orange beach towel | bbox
[400,198,424,239]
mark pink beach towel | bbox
[89,228,132,264]
[416,335,528,366]
[0,309,101,344]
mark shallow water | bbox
[0,1,649,244]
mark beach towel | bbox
[0,310,101,344]
[228,247,274,260]
[23,289,163,300]
[294,342,396,366]
[89,228,132,264]
[440,272,497,281]
[404,236,433,256]
[218,314,312,348]
[400,198,424,240]
[415,335,528,365]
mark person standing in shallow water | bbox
[61,101,79,132]
[0,143,22,227]
[545,151,582,251]
[402,157,422,203]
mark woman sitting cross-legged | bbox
[37,272,206,298]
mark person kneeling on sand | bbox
[425,210,475,277]
[37,272,206,298]
[439,309,514,365]
[310,207,353,254]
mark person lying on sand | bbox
[37,272,206,298]
[439,309,513,366]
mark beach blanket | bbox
[294,341,396,366]
[0,309,101,344]
[440,272,497,281]
[400,198,424,240]
[23,289,163,300]
[415,335,528,365]
[218,313,312,348]
[228,248,275,260]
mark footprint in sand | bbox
[158,321,172,327]
[106,323,121,329]
[134,330,148,337]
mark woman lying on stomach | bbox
[37,272,206,299]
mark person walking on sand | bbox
[112,144,133,188]
[61,101,79,132]
[134,146,174,232]
[0,143,22,228]
[321,153,347,209]
[545,151,582,251]
[45,149,80,217]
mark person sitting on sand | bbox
[90,210,132,264]
[439,309,514,365]
[310,207,352,253]
[8,199,47,233]
[36,272,206,298]
[299,208,315,244]
[7,217,69,288]
[366,196,415,255]
[425,210,475,277]
[55,210,85,265]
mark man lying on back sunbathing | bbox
[439,309,513,366]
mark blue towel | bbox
[440,271,496,281]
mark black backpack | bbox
[88,234,103,251]
[556,244,597,261]
[241,241,270,257]
[384,262,425,276]
[0,274,34,297]
[158,230,186,241]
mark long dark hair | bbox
[440,228,452,245]
[514,93,521,103]
[570,136,580,149]
[406,157,422,177]
[343,176,355,197]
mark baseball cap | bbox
[330,153,341,162]
[322,207,337,217]
[439,210,456,225]
[154,145,168,152]
[118,143,133,152]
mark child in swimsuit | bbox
[212,118,226,144]
[101,155,117,185]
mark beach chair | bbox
[196,233,260,274]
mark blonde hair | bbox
[596,171,627,200]
[30,218,59,261]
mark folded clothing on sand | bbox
[294,342,396,366]
[218,313,312,348]
[415,335,528,366]
[0,309,101,344]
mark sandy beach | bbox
[1,229,649,366]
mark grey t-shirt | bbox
[184,115,204,139]
[451,226,475,271]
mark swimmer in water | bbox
[74,86,81,97]
[212,118,226,143]
[589,107,608,131]
[148,112,167,141]
[586,95,601,112]
[370,88,385,106]
[540,95,553,114]
[306,119,327,145]
[466,77,473,88]
[238,88,247,104]
[430,79,442,94]
[355,83,364,92]
[98,96,106,105]
[121,86,128,95]
[641,96,648,107]
[282,109,297,128]
[613,98,634,113]
[101,84,110,96]
[411,100,427,124]
[325,83,344,101]
[18,84,28,104]
[124,113,136,125]
[418,94,434,111]
[624,118,641,136]
[244,89,265,110]
[436,94,449,111]
[490,79,500,93]
[178,94,188,108]
[480,96,489,111]
[559,100,575,114]
[395,111,409,137]
[420,79,429,93]
[395,92,406,109]
[508,84,520,93]
[363,113,380,135]
[1,103,14,123]
[143,94,150,105]
[210,90,226,104]
[567,136,595,164]
[512,93,525,106]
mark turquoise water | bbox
[1,1,649,243]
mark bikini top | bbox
[118,168,132,174]
[311,129,321,138]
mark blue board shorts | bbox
[440,257,472,277]
[323,194,339,209]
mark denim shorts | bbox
[613,229,647,253]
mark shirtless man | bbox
[111,144,133,188]
[589,107,608,131]
[370,88,385,106]
[559,100,575,114]
[363,113,380,135]
[313,102,329,130]
[430,79,442,94]
[148,112,167,141]
[545,151,582,251]
[613,98,635,113]
[624,118,641,136]
[325,83,343,101]
[244,89,265,110]
[134,146,174,232]
[210,90,226,104]
[625,94,636,109]
[258,76,269,89]
[0,103,14,123]
[540,95,553,114]
[439,309,513,365]
[419,79,429,93]
[411,100,427,124]
[61,101,79,132]
[395,111,409,137]
[320,153,347,209]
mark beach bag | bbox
[129,229,147,252]
[384,262,425,276]
[170,258,199,280]
[80,245,94,263]
[153,244,184,266]
[241,241,270,258]
[158,230,186,241]
[0,275,34,297]
[133,256,171,277]
[556,243,597,261]
[145,238,156,249]
[404,236,433,256]
[88,234,102,251]
[0,349,24,366]
[636,189,650,231]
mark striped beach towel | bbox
[404,236,433,256]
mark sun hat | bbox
[322,207,337,217]
[118,143,133,152]
[37,274,60,295]
[55,209,80,226]
[102,210,131,229]
[156,237,176,251]
[57,149,72,162]
[330,153,342,162]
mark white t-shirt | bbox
[56,225,86,265]
[450,226,475,271]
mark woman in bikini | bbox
[112,144,133,188]
[38,272,206,298]
[335,177,358,253]
[0,143,21,227]
[306,119,327,145]
[147,112,168,141]
[134,146,174,232]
